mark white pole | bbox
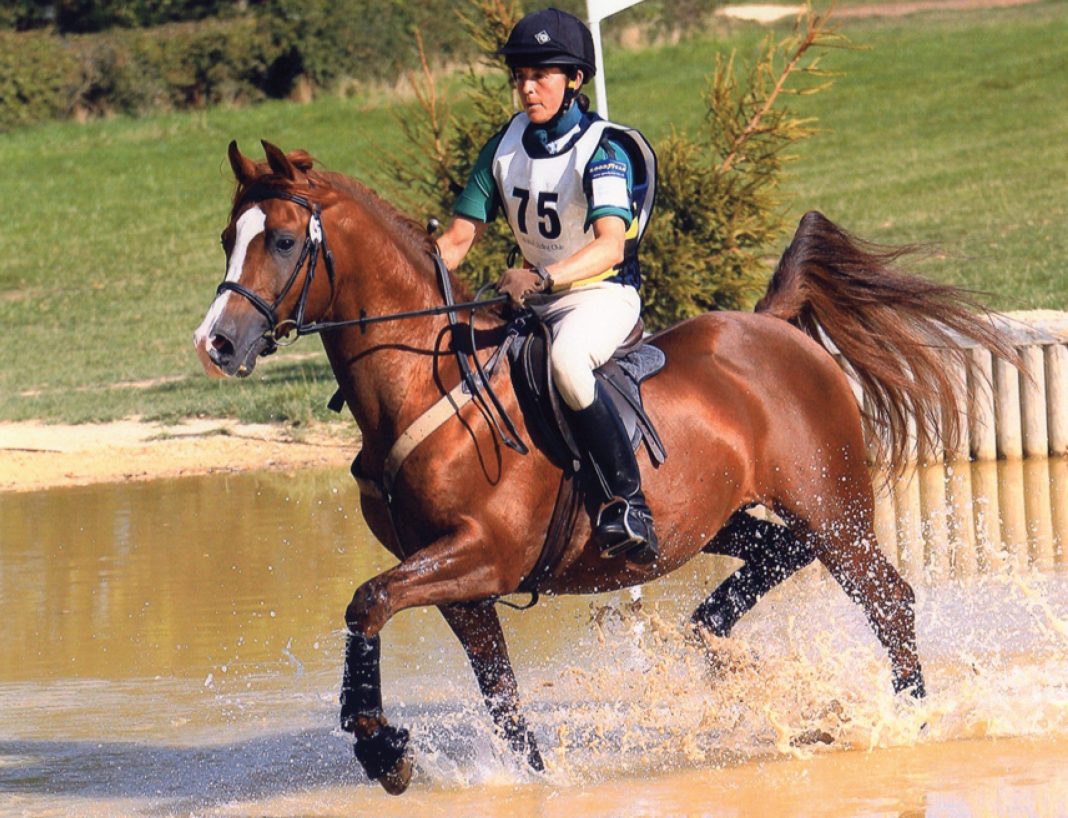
[587,0,645,631]
[587,0,645,118]
[589,17,609,117]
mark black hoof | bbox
[893,667,926,699]
[691,601,732,639]
[353,723,411,791]
[379,750,413,795]
[514,728,544,773]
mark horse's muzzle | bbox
[193,314,270,379]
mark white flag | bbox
[587,0,645,23]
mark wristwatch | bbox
[532,264,554,291]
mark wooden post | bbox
[894,465,924,581]
[1045,344,1068,456]
[998,458,1028,571]
[1023,458,1054,572]
[968,347,997,461]
[994,352,1023,459]
[906,409,919,464]
[945,461,978,579]
[1020,344,1049,457]
[943,351,971,462]
[872,478,898,567]
[919,462,950,580]
[971,459,1003,574]
[1050,455,1068,566]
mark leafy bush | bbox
[5,0,247,33]
[0,0,54,31]
[0,16,275,128]
[252,0,496,96]
[95,17,275,112]
[0,30,81,130]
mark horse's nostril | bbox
[210,333,235,361]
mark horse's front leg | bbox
[340,521,523,794]
[439,601,544,772]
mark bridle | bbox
[216,187,507,350]
[216,188,337,352]
[214,185,526,454]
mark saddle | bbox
[506,314,668,596]
[507,314,668,473]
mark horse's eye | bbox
[276,237,296,253]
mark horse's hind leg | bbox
[439,602,544,772]
[782,498,926,698]
[692,510,816,638]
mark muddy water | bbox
[1,460,1066,817]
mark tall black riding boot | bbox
[571,382,658,564]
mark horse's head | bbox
[194,140,336,378]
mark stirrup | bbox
[594,498,657,562]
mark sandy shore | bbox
[0,419,356,493]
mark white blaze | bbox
[192,206,266,376]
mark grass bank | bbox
[1,1,1064,425]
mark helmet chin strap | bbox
[543,73,581,131]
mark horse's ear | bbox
[228,140,258,185]
[262,140,297,181]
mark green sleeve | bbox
[585,137,635,228]
[454,132,504,223]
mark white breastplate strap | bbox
[371,379,472,498]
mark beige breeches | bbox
[528,281,641,410]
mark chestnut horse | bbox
[194,141,1011,794]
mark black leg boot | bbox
[571,382,658,564]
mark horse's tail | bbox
[755,210,1016,474]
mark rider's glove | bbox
[496,265,553,307]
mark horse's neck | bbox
[321,202,474,459]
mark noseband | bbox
[216,189,337,351]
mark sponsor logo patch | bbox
[535,30,551,44]
[589,161,627,179]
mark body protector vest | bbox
[492,113,657,290]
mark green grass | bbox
[1,1,1065,424]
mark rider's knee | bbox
[550,347,596,410]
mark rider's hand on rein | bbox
[497,265,553,307]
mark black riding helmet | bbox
[497,7,597,79]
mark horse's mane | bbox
[231,150,437,261]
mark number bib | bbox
[492,114,654,273]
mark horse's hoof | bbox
[790,729,834,747]
[523,730,545,773]
[353,722,411,792]
[379,749,413,796]
[892,667,926,699]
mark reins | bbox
[219,187,512,347]
[217,186,528,457]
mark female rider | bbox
[435,7,658,564]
